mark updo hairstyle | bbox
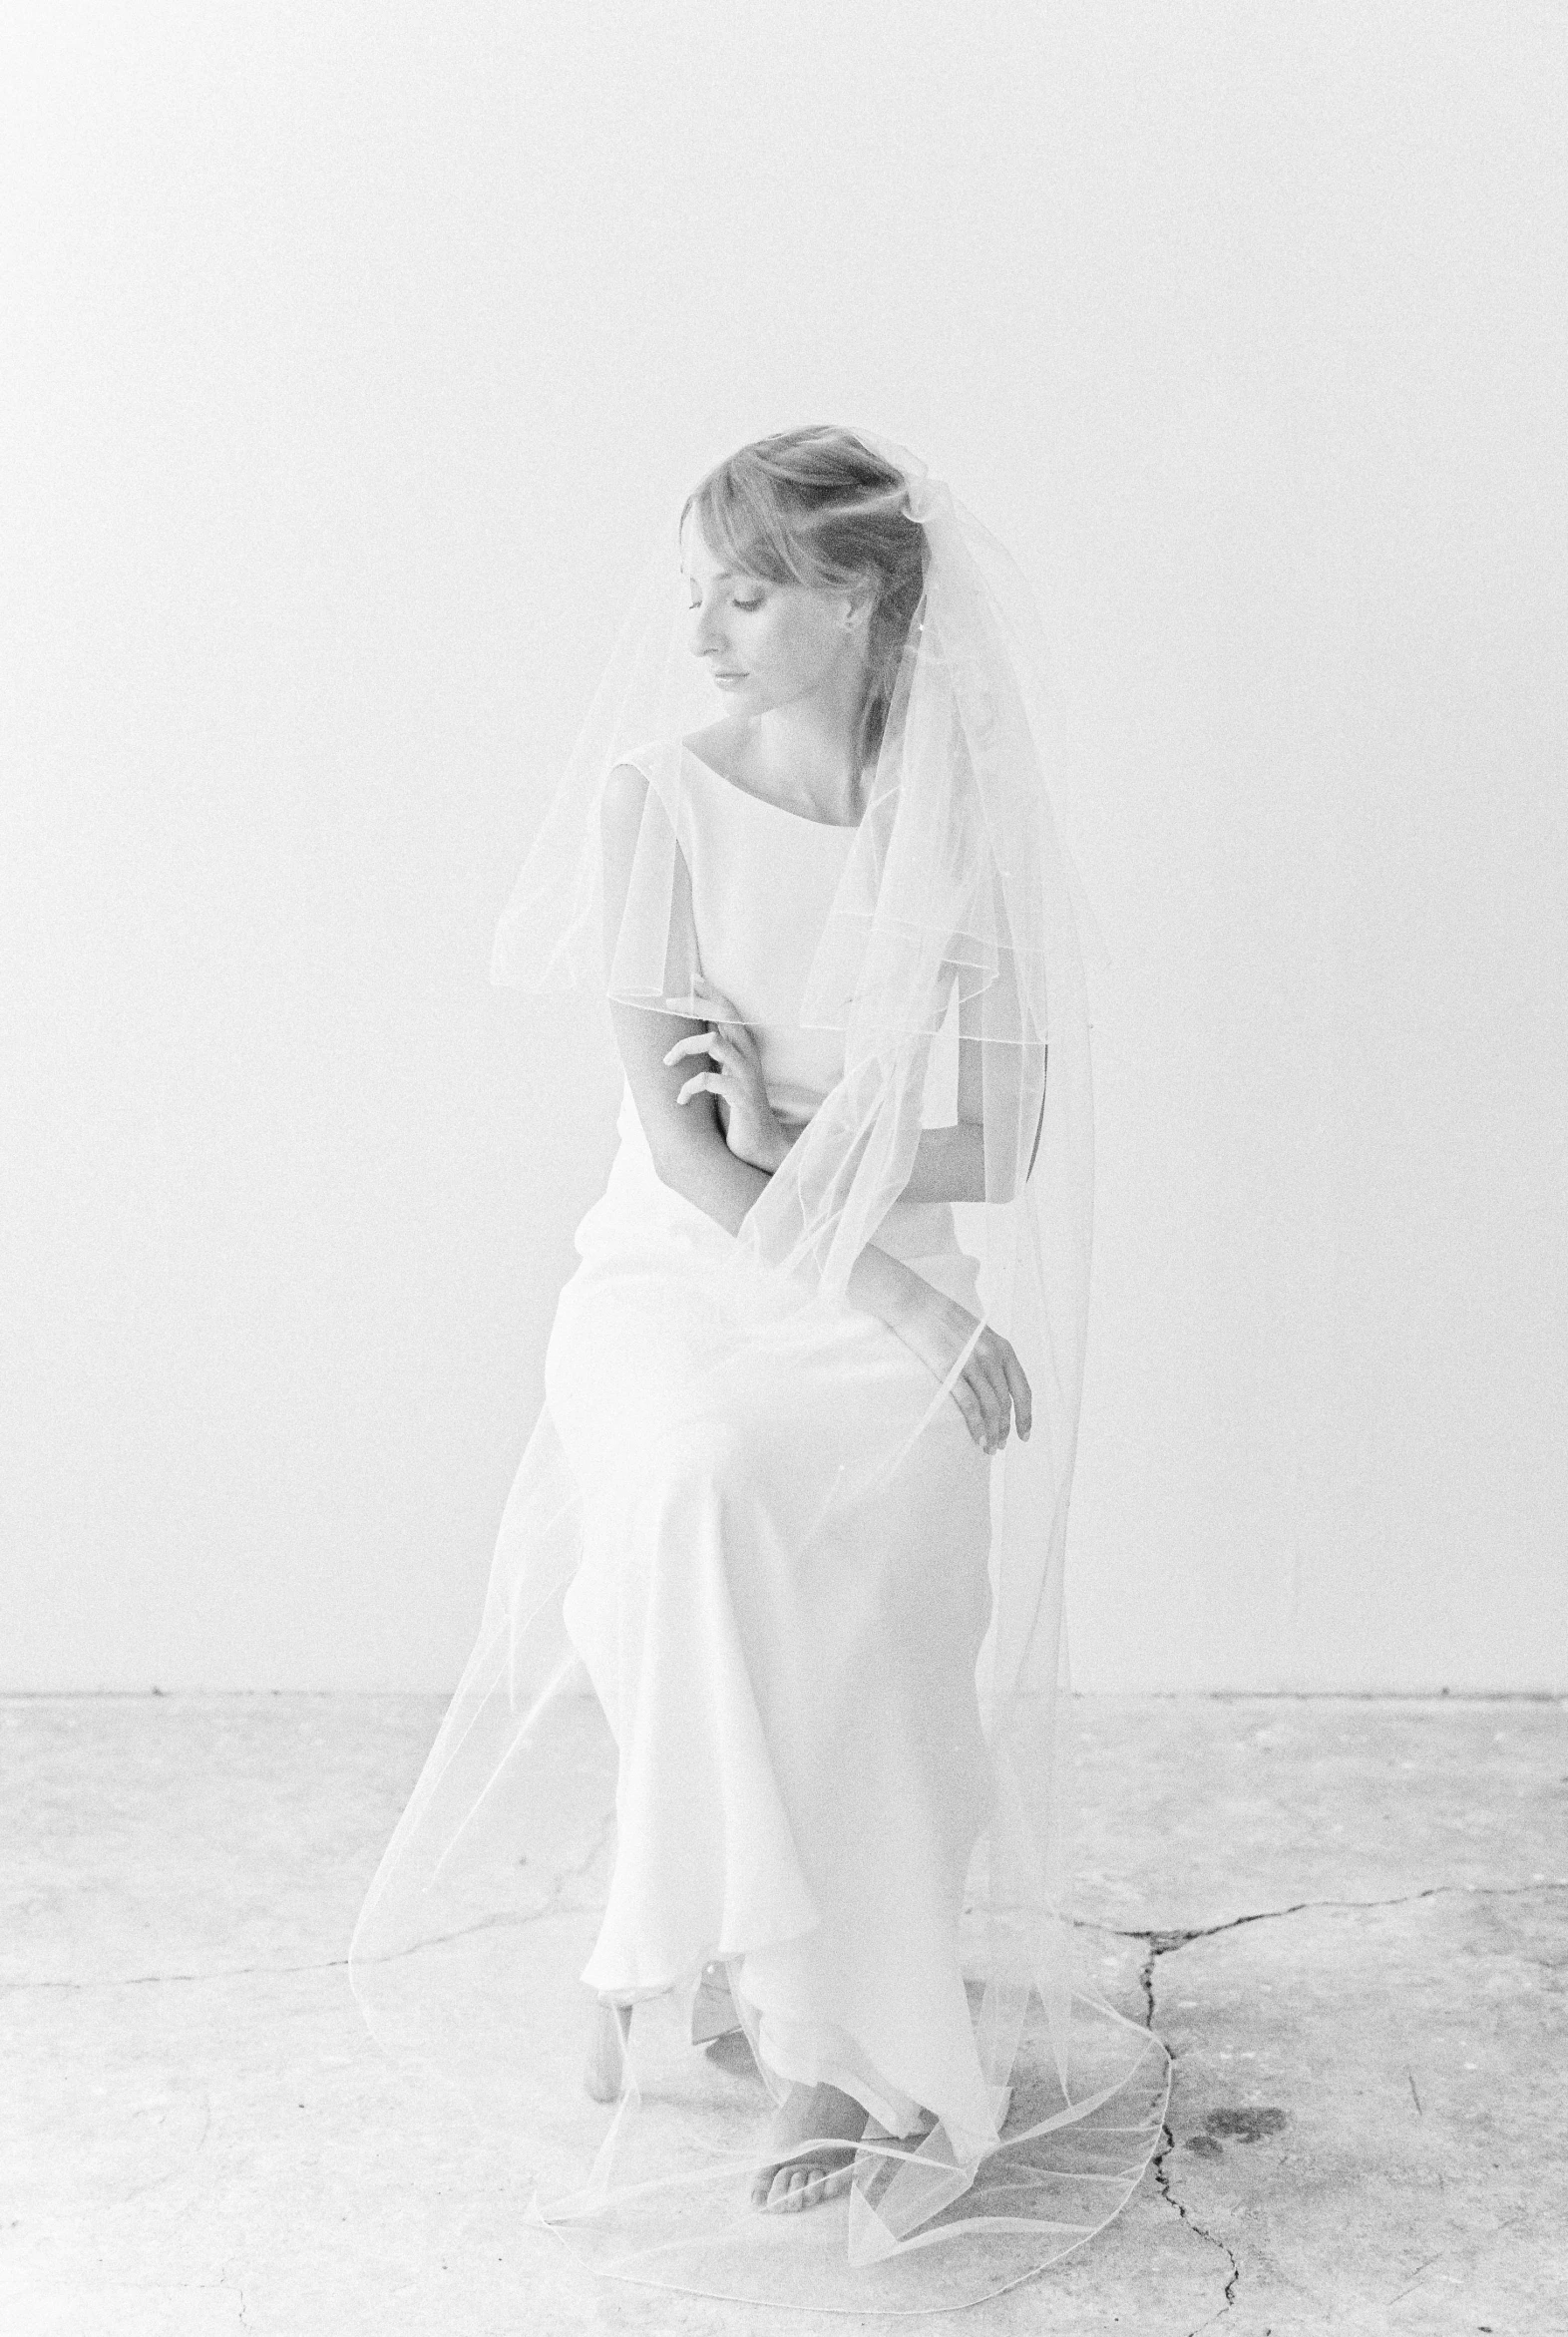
[682,425,929,768]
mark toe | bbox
[800,2167,826,2208]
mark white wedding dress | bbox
[545,741,1005,2147]
[351,733,1169,2304]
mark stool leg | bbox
[585,1998,631,2102]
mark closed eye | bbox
[686,586,765,612]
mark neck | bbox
[750,667,867,825]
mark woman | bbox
[352,427,1166,2310]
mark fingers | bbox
[691,983,760,1057]
[998,1341,1033,1439]
[966,1362,1008,1453]
[692,976,739,1019]
[935,1314,1005,1455]
[950,1373,991,1453]
[962,1334,1032,1455]
[663,1031,734,1066]
[664,1030,759,1083]
[666,1036,738,1111]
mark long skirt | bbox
[544,1088,1002,2146]
[349,1089,1171,2306]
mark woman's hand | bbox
[889,1278,1032,1457]
[662,980,791,1175]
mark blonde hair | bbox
[682,425,929,767]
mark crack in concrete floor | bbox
[5,1807,622,1996]
[15,1872,1554,2337]
[8,1699,1565,2331]
[1098,1880,1568,2337]
[1099,1874,1568,1961]
[18,1878,1560,2002]
[1140,1934,1244,2336]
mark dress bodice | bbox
[621,740,858,1128]
[610,740,979,1309]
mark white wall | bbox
[4,1,1563,1692]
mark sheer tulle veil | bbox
[349,426,1169,2310]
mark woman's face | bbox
[683,526,863,716]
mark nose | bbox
[688,591,728,660]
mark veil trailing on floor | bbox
[349,428,1168,2311]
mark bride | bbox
[351,426,1166,2309]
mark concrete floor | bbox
[3,1695,1565,2337]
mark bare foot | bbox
[584,1998,630,2103]
[751,2082,868,2213]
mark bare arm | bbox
[609,992,776,1233]
[895,976,1047,1204]
[614,988,933,1335]
[600,765,933,1325]
[599,762,780,1235]
[598,766,1032,1452]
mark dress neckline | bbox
[679,742,863,834]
